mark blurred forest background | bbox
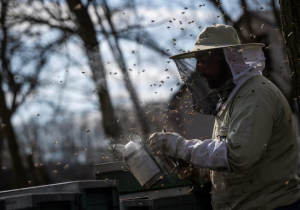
[0,0,296,190]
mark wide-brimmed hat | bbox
[169,24,264,59]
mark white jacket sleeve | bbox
[177,139,232,173]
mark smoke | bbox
[104,139,115,150]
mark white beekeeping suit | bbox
[149,24,300,210]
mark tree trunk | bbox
[0,88,28,188]
[279,0,300,114]
[0,0,28,188]
[95,1,150,138]
[66,0,121,139]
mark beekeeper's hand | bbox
[149,132,186,158]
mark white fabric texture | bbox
[217,45,266,116]
[222,45,265,83]
[178,139,232,173]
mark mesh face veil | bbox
[172,45,265,115]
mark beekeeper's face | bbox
[195,50,232,89]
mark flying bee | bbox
[265,45,272,50]
[74,4,82,10]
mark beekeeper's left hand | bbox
[149,132,186,158]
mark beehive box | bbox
[95,162,212,210]
[0,193,78,210]
[120,199,153,210]
[0,180,119,210]
[119,184,212,210]
[94,161,193,194]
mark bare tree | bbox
[0,0,28,188]
[0,0,75,188]
[279,0,300,114]
[64,0,121,140]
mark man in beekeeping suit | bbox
[149,24,300,210]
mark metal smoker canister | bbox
[123,140,177,188]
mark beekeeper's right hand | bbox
[148,132,186,158]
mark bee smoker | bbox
[110,134,178,188]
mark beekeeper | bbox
[149,24,300,210]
